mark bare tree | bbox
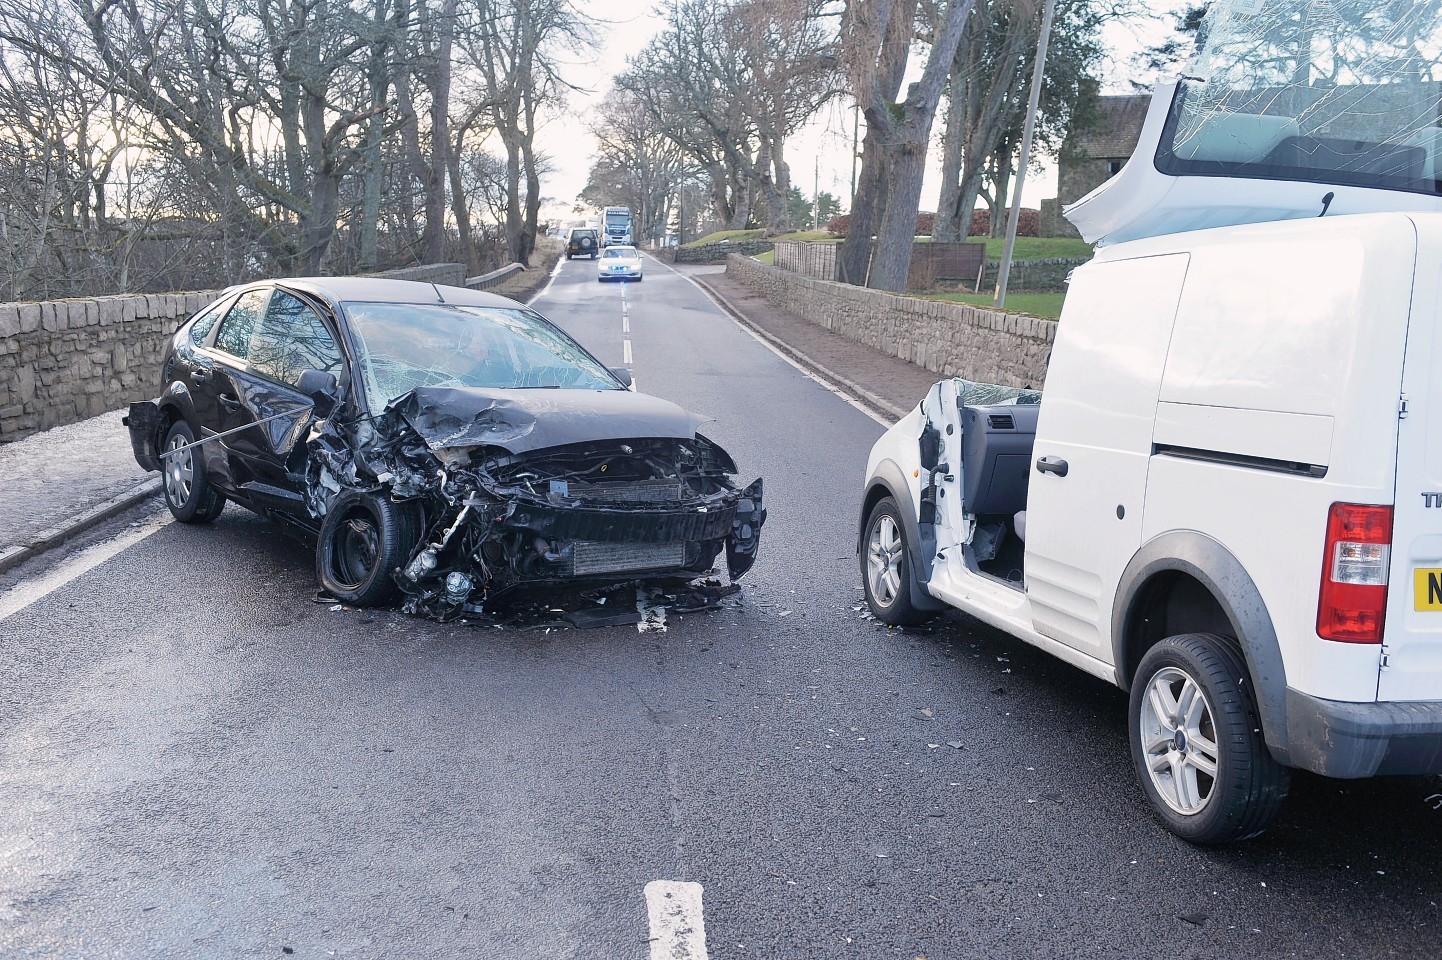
[837,0,974,291]
[582,89,694,244]
[931,0,1107,243]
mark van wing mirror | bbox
[610,367,634,389]
[297,369,339,418]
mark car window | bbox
[343,302,622,410]
[247,290,344,387]
[188,297,231,346]
[213,289,272,361]
[604,247,635,258]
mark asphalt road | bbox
[2,254,1441,959]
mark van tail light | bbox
[1317,502,1393,643]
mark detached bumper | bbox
[1285,688,1442,778]
[123,400,163,472]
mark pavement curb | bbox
[688,275,910,422]
[0,477,162,575]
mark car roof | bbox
[255,277,522,310]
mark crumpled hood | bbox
[390,386,709,454]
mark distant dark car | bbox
[125,278,764,615]
[567,228,599,259]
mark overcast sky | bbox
[536,1,1191,218]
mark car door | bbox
[217,289,344,507]
[201,287,274,491]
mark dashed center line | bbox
[644,881,708,960]
[623,338,633,364]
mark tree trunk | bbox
[868,142,929,289]
[933,86,965,242]
[422,0,457,265]
[447,125,477,274]
[837,125,885,285]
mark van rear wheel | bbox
[1129,633,1290,844]
[861,497,932,626]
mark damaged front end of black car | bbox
[305,386,765,619]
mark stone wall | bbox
[0,290,219,441]
[977,257,1088,293]
[372,262,467,286]
[675,240,774,264]
[0,262,469,443]
[724,255,1054,388]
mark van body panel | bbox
[1024,253,1189,658]
[1383,217,1442,701]
[1153,403,1333,471]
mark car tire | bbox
[1129,633,1290,844]
[161,420,226,523]
[316,490,422,607]
[861,496,932,626]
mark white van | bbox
[859,211,1442,843]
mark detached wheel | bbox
[861,496,931,626]
[1129,633,1290,844]
[316,490,422,606]
[162,420,225,523]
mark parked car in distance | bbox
[597,245,643,282]
[125,278,765,618]
[860,211,1442,845]
[566,228,599,259]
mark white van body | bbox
[860,211,1442,841]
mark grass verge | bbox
[922,291,1065,319]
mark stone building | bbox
[1040,94,1150,238]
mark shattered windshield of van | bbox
[1158,0,1442,195]
[956,380,1041,406]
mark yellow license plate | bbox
[1415,568,1442,610]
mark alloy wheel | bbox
[867,514,903,606]
[164,432,193,506]
[1139,666,1221,815]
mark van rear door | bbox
[1383,218,1442,702]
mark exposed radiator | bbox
[570,480,683,503]
[572,541,686,575]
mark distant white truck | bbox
[601,206,632,247]
[859,1,1442,844]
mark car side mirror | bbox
[297,368,339,418]
[610,367,633,390]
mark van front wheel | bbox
[1129,633,1290,844]
[861,497,931,626]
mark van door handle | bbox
[1035,456,1069,477]
[218,393,242,412]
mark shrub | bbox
[968,208,1040,238]
[828,211,939,239]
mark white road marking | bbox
[525,251,569,307]
[623,313,631,334]
[655,257,890,427]
[623,338,633,365]
[0,509,171,622]
[644,880,708,960]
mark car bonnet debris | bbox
[306,383,765,620]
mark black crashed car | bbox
[125,278,764,615]
[566,228,599,259]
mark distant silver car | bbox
[597,245,643,282]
